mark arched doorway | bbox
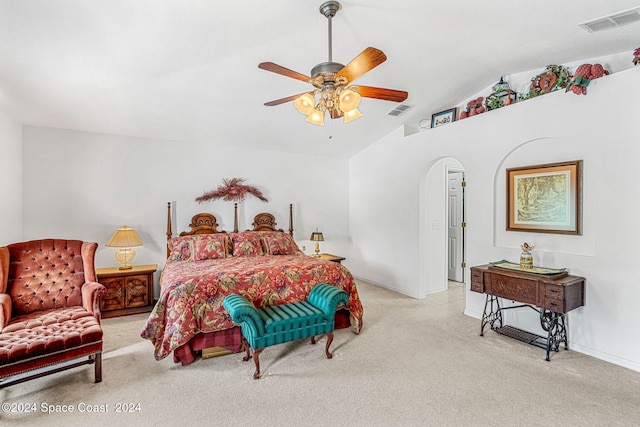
[419,157,466,295]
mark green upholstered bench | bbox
[222,283,348,379]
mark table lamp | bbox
[309,229,324,257]
[105,225,143,270]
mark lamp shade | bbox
[309,231,324,241]
[105,226,143,248]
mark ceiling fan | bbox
[259,1,408,126]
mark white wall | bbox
[0,112,23,243]
[21,127,350,295]
[349,66,640,371]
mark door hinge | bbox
[461,222,466,228]
[461,262,466,268]
[461,180,466,187]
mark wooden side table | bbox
[314,253,346,264]
[96,264,157,318]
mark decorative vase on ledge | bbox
[520,242,534,269]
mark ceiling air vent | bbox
[579,7,640,32]
[388,103,413,117]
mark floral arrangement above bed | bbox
[196,178,268,203]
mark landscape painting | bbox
[507,160,581,234]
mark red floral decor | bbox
[566,63,609,95]
[459,97,485,119]
[634,47,640,66]
[196,178,268,203]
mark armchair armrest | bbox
[81,281,106,320]
[307,283,348,318]
[0,293,11,330]
[222,294,266,337]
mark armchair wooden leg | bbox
[94,353,102,383]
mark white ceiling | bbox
[1,1,638,157]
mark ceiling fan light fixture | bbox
[306,108,325,126]
[338,88,361,112]
[294,93,315,115]
[259,1,408,127]
[343,107,363,123]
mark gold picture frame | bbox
[507,160,582,234]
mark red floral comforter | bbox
[140,254,363,360]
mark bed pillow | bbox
[231,232,264,257]
[168,234,229,261]
[261,232,300,255]
[192,234,229,261]
[167,236,195,262]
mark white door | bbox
[447,171,465,282]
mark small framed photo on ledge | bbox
[431,108,457,128]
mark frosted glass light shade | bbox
[306,109,325,126]
[339,88,361,112]
[343,108,363,123]
[294,93,315,115]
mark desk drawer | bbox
[544,298,565,312]
[545,284,565,300]
[544,284,566,312]
[488,274,537,305]
[470,269,484,293]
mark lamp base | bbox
[314,242,321,257]
[115,248,136,270]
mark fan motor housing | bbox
[311,61,344,78]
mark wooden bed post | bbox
[234,203,239,233]
[289,204,293,237]
[166,202,172,258]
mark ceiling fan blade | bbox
[353,86,408,102]
[335,47,387,83]
[259,62,312,83]
[264,92,312,107]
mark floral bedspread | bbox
[140,254,363,360]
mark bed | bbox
[140,203,363,365]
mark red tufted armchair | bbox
[0,239,106,388]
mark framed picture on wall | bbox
[507,160,582,234]
[431,108,457,128]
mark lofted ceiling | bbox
[0,1,638,158]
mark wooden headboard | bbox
[166,202,294,257]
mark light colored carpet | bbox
[2,280,640,426]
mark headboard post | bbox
[166,202,172,258]
[234,202,239,233]
[289,204,293,237]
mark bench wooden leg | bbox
[325,332,334,359]
[310,333,335,359]
[241,337,251,362]
[252,348,263,379]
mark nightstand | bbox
[315,253,346,264]
[96,264,157,318]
